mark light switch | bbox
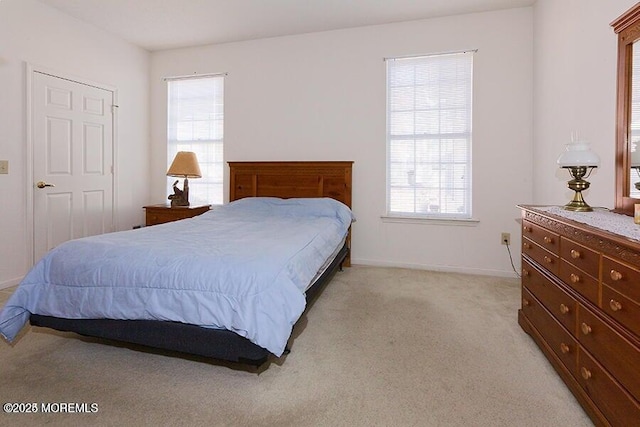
[0,160,7,175]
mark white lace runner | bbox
[536,206,640,242]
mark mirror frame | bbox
[613,3,640,215]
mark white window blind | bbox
[167,75,224,205]
[386,51,473,219]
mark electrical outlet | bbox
[0,160,8,174]
[501,232,511,246]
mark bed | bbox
[0,161,353,367]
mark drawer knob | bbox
[522,298,530,307]
[559,304,570,315]
[524,226,531,233]
[580,367,592,380]
[544,236,553,244]
[581,323,592,335]
[544,256,552,264]
[609,299,623,312]
[570,249,581,259]
[522,268,529,277]
[523,242,530,249]
[560,343,570,354]
[610,270,623,281]
[570,273,580,284]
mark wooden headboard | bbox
[228,161,352,207]
[228,161,353,266]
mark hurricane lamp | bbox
[557,140,600,212]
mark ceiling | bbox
[37,0,535,52]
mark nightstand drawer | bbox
[144,204,211,226]
[147,211,182,225]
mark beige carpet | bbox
[0,266,592,427]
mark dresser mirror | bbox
[631,42,640,199]
[613,3,640,214]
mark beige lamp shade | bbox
[166,151,202,178]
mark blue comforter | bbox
[0,197,353,356]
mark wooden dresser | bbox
[518,205,640,426]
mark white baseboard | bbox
[0,277,23,290]
[350,258,519,279]
[0,262,519,290]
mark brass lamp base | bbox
[563,166,594,212]
[563,195,593,212]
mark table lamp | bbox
[557,138,600,212]
[166,151,202,207]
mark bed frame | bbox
[229,161,352,266]
[29,161,353,367]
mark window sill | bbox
[381,215,480,226]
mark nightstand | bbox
[143,204,211,226]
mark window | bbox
[386,51,473,219]
[167,75,224,205]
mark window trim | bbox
[380,215,479,226]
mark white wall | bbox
[532,0,637,208]
[0,0,150,288]
[1,0,629,285]
[151,7,534,277]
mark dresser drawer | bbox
[522,259,576,332]
[578,305,640,402]
[560,237,599,279]
[602,256,640,303]
[523,238,559,276]
[558,259,599,306]
[603,285,640,339]
[522,220,560,255]
[577,348,640,426]
[522,288,577,373]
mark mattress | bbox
[0,197,354,356]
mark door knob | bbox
[36,181,55,189]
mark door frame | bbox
[25,63,118,267]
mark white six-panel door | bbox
[32,71,114,262]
